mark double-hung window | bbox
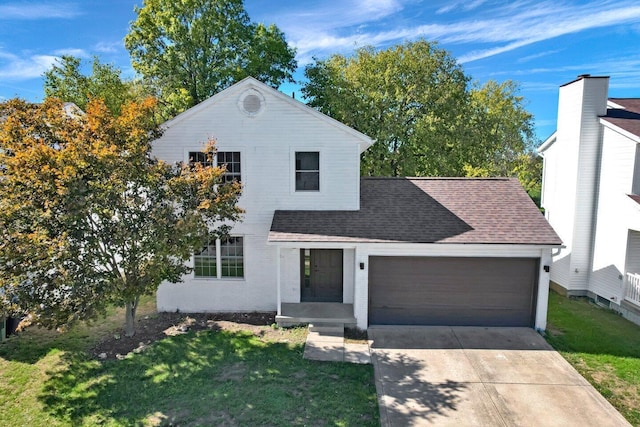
[217,151,241,183]
[188,151,241,182]
[188,151,214,167]
[194,236,244,279]
[194,240,217,277]
[295,152,319,191]
[220,237,244,277]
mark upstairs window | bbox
[188,151,241,182]
[295,152,319,191]
[188,151,213,167]
[217,151,241,183]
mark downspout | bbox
[276,246,282,315]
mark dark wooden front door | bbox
[301,249,343,302]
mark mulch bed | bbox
[91,311,276,360]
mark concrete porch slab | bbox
[277,303,356,327]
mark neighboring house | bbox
[539,74,640,325]
[152,77,561,331]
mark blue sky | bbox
[1,0,639,141]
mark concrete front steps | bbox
[276,303,356,328]
[303,322,371,364]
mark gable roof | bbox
[539,97,640,153]
[159,77,373,152]
[601,98,640,139]
[269,178,561,245]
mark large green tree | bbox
[464,80,536,176]
[302,40,537,182]
[0,97,242,336]
[125,0,297,117]
[43,55,142,116]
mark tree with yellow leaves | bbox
[0,97,242,336]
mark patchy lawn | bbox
[0,299,379,426]
[546,291,640,426]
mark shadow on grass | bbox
[0,325,98,364]
[545,292,640,358]
[39,329,379,426]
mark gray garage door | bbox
[369,256,538,327]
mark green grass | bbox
[0,302,379,426]
[546,291,640,426]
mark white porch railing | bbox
[624,272,640,307]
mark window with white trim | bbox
[220,236,244,277]
[217,151,241,183]
[188,151,213,167]
[194,236,244,278]
[194,240,217,277]
[188,151,241,182]
[295,152,319,191]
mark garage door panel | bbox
[372,307,531,326]
[368,256,537,326]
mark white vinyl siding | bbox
[591,127,639,302]
[152,79,365,312]
[569,78,608,290]
[625,231,640,277]
[541,77,609,291]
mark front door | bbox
[301,249,343,302]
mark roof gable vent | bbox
[238,89,265,117]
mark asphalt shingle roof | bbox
[269,177,562,245]
[602,98,640,138]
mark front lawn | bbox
[546,291,640,426]
[0,301,379,426]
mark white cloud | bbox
[489,54,640,94]
[0,2,81,20]
[280,1,640,64]
[94,41,122,54]
[456,3,640,62]
[0,51,57,80]
[517,50,562,64]
[53,48,89,58]
[276,0,404,41]
[436,0,490,15]
[355,0,403,18]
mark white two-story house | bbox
[539,74,640,325]
[152,77,561,331]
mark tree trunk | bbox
[124,296,139,337]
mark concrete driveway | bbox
[369,326,631,427]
